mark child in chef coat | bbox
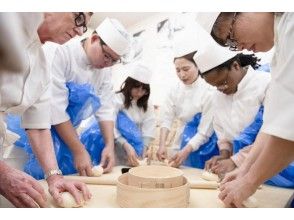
[113,63,156,166]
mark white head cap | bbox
[128,63,152,84]
[96,18,132,56]
[193,40,238,73]
[173,21,211,58]
[195,12,221,34]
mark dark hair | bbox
[200,53,261,76]
[117,77,150,112]
[211,12,237,47]
[174,51,197,66]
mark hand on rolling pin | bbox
[0,161,47,207]
[210,158,237,176]
[124,142,139,167]
[169,145,193,168]
[73,147,93,177]
[47,174,91,207]
[156,145,167,162]
[100,144,115,173]
[218,173,257,208]
[205,150,231,171]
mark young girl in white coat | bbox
[114,64,156,166]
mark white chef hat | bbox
[128,63,152,84]
[96,17,132,56]
[193,39,238,73]
[173,21,211,58]
[195,12,221,34]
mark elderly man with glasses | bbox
[0,12,93,208]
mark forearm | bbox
[159,127,169,149]
[246,134,294,187]
[99,121,114,147]
[238,132,268,172]
[231,145,252,167]
[26,129,58,173]
[54,120,84,154]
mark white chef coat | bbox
[0,13,51,138]
[261,13,294,141]
[160,77,215,151]
[113,93,156,147]
[44,39,115,126]
[213,67,271,152]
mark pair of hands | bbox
[0,162,91,208]
[156,145,192,167]
[73,144,115,176]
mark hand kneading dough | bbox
[92,165,104,177]
[243,196,258,208]
[201,171,219,182]
[58,192,85,208]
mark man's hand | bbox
[47,175,91,207]
[169,145,193,168]
[100,144,115,173]
[73,148,93,176]
[0,161,47,207]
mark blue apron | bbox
[233,105,294,188]
[180,113,219,169]
[7,82,103,179]
[116,111,144,157]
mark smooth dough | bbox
[92,165,104,177]
[243,196,258,208]
[201,171,219,182]
[58,192,85,208]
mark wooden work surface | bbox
[1,166,293,208]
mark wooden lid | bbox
[128,165,184,188]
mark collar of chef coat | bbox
[235,66,255,95]
[181,75,206,90]
[72,39,92,69]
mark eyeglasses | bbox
[74,12,88,33]
[99,39,121,65]
[225,12,239,51]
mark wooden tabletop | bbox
[1,166,293,208]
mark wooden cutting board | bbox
[1,166,293,207]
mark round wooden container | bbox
[128,165,184,188]
[117,173,190,208]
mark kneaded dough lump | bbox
[201,171,219,182]
[58,192,85,208]
[92,165,104,177]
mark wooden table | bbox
[1,166,293,208]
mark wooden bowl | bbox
[117,173,190,208]
[128,165,184,188]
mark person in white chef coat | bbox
[196,12,294,207]
[156,27,218,168]
[38,18,132,177]
[194,39,270,176]
[113,63,156,167]
[0,12,93,208]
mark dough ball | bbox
[201,171,219,182]
[58,192,85,208]
[137,158,148,166]
[92,165,104,177]
[243,196,258,208]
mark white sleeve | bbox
[141,104,156,139]
[95,72,115,122]
[160,87,177,131]
[48,46,71,125]
[187,91,214,151]
[113,94,124,140]
[22,83,51,129]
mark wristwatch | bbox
[44,169,62,180]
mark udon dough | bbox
[201,171,219,182]
[92,165,104,177]
[58,192,85,208]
